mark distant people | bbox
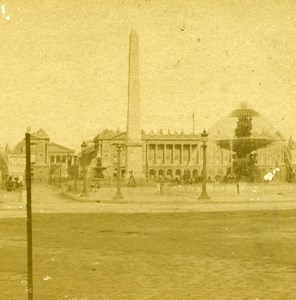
[19,180,24,189]
[182,170,190,184]
[14,176,20,189]
[264,171,273,182]
[6,176,14,191]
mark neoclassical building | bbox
[82,105,291,182]
[82,130,287,182]
[85,130,208,179]
[10,129,75,181]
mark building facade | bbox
[10,129,75,182]
[80,130,287,182]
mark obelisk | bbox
[126,29,145,181]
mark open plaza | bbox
[1,2,296,299]
[1,183,296,299]
[1,31,296,297]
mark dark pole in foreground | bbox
[199,129,210,200]
[145,143,149,182]
[114,144,124,200]
[73,155,78,193]
[80,142,89,197]
[58,164,62,188]
[25,133,33,299]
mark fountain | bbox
[209,103,284,182]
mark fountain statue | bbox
[86,154,106,179]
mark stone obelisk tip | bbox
[130,29,137,35]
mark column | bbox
[155,144,158,165]
[189,144,192,164]
[172,144,174,165]
[163,144,166,165]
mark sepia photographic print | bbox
[1,0,296,299]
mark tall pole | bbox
[114,145,124,200]
[52,165,55,186]
[145,143,148,182]
[230,139,233,174]
[67,155,71,183]
[73,156,78,193]
[80,152,88,197]
[199,130,210,200]
[25,133,33,300]
[58,164,62,188]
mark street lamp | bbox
[67,154,72,181]
[73,155,78,193]
[58,163,62,188]
[113,144,124,200]
[53,164,56,186]
[199,129,210,200]
[80,141,89,197]
[145,142,149,182]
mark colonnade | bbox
[146,143,201,166]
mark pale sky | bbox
[1,0,296,151]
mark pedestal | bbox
[126,143,145,183]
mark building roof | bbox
[31,129,50,140]
[93,130,201,142]
[48,142,75,153]
[12,129,74,155]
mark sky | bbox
[0,0,296,152]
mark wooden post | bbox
[25,133,33,299]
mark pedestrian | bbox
[15,176,20,189]
[6,176,13,191]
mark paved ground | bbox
[1,183,296,217]
[1,210,296,299]
[1,184,296,299]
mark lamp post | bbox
[67,154,72,182]
[80,141,89,197]
[58,163,62,188]
[145,142,149,182]
[199,129,210,200]
[73,155,78,193]
[53,164,56,186]
[113,144,124,200]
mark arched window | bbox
[149,169,155,178]
[158,169,164,177]
[192,169,198,178]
